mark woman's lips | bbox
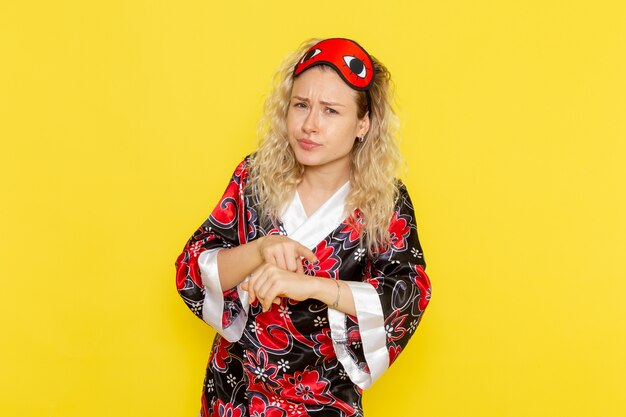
[297,138,321,151]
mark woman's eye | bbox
[326,107,338,114]
[294,102,307,108]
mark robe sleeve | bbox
[174,156,252,342]
[328,182,432,389]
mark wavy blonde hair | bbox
[248,38,403,256]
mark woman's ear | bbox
[359,111,371,137]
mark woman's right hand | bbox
[257,235,318,274]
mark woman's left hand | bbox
[240,263,316,312]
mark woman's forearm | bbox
[217,237,357,316]
[216,237,266,291]
[310,278,357,316]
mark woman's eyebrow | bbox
[292,96,346,107]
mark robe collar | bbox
[280,181,350,250]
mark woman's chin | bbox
[292,149,321,167]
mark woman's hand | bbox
[240,263,317,312]
[257,235,318,273]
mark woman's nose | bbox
[302,108,319,133]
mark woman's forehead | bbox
[291,66,357,103]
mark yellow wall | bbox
[1,1,624,416]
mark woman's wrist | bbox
[216,236,267,291]
[310,277,341,308]
[309,277,356,316]
[253,236,265,261]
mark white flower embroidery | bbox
[354,247,366,261]
[270,395,285,406]
[249,322,263,334]
[278,305,291,318]
[411,247,423,258]
[226,374,237,387]
[385,324,395,338]
[189,241,202,257]
[206,378,214,392]
[190,301,202,315]
[277,359,290,372]
[253,366,270,382]
[409,319,418,333]
[287,403,304,413]
[314,316,327,327]
[339,369,347,380]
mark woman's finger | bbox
[275,250,288,270]
[261,237,317,269]
[297,245,318,264]
[285,249,298,272]
[296,257,304,275]
[262,276,286,312]
[246,265,266,304]
[252,271,267,300]
[245,274,257,304]
[256,275,274,306]
[258,266,282,303]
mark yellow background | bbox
[1,1,624,416]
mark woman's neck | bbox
[298,164,350,195]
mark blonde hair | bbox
[248,38,403,256]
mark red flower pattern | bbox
[389,345,403,364]
[209,337,231,372]
[277,369,332,405]
[211,399,246,417]
[210,182,239,227]
[388,211,411,251]
[249,396,286,417]
[312,327,336,363]
[384,309,408,342]
[302,240,340,278]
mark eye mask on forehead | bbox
[293,38,375,91]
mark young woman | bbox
[175,37,432,417]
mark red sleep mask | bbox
[293,38,375,91]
